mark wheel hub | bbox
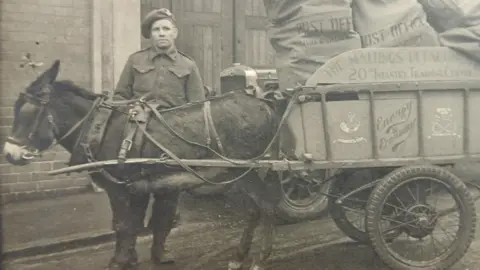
[404,204,438,239]
[280,170,331,207]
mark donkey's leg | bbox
[98,176,149,270]
[148,189,180,265]
[249,201,276,270]
[228,197,261,270]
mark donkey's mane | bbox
[52,80,100,101]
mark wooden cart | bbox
[50,46,480,270]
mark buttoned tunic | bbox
[114,46,205,107]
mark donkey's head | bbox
[3,60,61,165]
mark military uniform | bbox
[105,8,205,268]
[114,45,206,106]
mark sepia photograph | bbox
[1,0,480,269]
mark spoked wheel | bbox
[275,169,335,223]
[329,168,400,244]
[366,165,477,270]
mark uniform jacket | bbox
[113,45,206,108]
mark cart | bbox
[49,46,480,270]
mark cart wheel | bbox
[366,165,476,270]
[328,169,372,243]
[329,168,401,244]
[275,169,334,223]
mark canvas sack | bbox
[419,0,480,63]
[351,0,440,47]
[263,0,362,89]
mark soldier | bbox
[110,8,206,267]
[114,8,206,105]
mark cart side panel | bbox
[283,46,480,164]
[283,87,480,163]
[423,90,464,156]
[469,90,480,155]
[326,100,373,160]
[281,105,307,160]
[374,92,419,159]
[301,102,327,160]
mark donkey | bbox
[3,60,290,270]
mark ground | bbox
[3,166,480,270]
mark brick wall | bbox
[0,0,94,203]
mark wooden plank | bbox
[203,26,213,87]
[245,0,253,15]
[221,0,234,69]
[213,24,222,92]
[234,0,246,64]
[193,0,203,12]
[183,12,222,25]
[92,0,103,94]
[213,0,222,13]
[245,16,268,30]
[151,0,171,8]
[101,0,114,91]
[47,158,276,176]
[195,25,205,79]
[47,153,480,176]
[171,0,184,46]
[181,21,194,56]
[255,0,267,16]
[204,0,213,12]
[246,29,271,67]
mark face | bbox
[3,61,60,166]
[150,19,178,50]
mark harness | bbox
[67,94,230,185]
[6,86,89,155]
[12,85,292,188]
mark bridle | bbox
[6,84,87,158]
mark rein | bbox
[13,84,300,188]
[130,89,300,186]
[6,87,101,158]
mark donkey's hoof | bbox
[228,260,243,270]
[151,255,175,265]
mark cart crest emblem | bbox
[429,108,461,138]
[334,112,367,144]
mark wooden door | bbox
[234,0,275,68]
[171,0,234,93]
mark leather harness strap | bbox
[117,103,151,167]
[133,103,255,188]
[203,101,225,154]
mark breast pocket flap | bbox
[168,66,190,78]
[133,65,155,74]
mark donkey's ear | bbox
[46,60,60,83]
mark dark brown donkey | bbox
[3,60,292,270]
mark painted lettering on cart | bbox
[376,101,416,152]
[343,49,478,81]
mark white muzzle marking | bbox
[3,142,32,161]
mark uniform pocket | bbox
[133,65,155,74]
[132,65,156,92]
[168,66,190,78]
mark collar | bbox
[148,45,178,61]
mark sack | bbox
[351,0,440,47]
[262,0,308,25]
[418,0,480,32]
[263,0,362,89]
[419,0,480,63]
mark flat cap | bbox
[141,8,176,39]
